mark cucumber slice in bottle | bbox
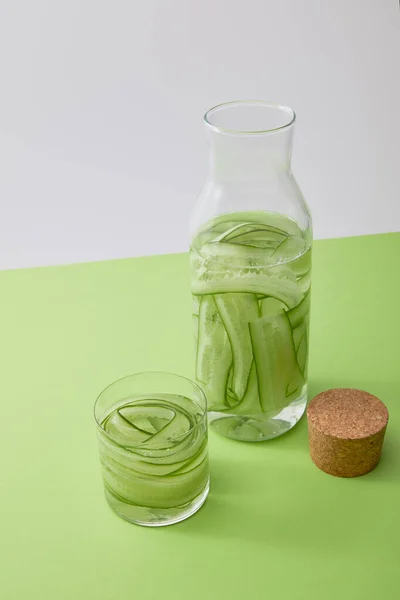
[197,211,303,238]
[200,241,276,265]
[196,295,232,410]
[192,314,199,339]
[260,297,287,316]
[249,310,304,413]
[295,330,308,376]
[288,287,311,330]
[297,269,311,297]
[217,223,288,248]
[229,234,286,250]
[271,235,306,262]
[192,268,301,308]
[214,222,258,241]
[222,362,262,415]
[291,246,311,278]
[214,293,259,401]
[190,210,311,441]
[192,295,200,316]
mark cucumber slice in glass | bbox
[99,395,208,510]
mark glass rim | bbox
[93,371,207,448]
[204,100,296,136]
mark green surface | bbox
[1,233,399,600]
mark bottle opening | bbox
[205,100,295,135]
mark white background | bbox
[0,0,399,269]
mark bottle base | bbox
[209,393,307,442]
[104,479,210,527]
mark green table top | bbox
[1,233,399,600]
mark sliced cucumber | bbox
[118,405,173,436]
[99,393,209,509]
[295,330,308,376]
[297,270,311,297]
[100,446,188,477]
[147,410,191,445]
[102,410,151,444]
[293,321,306,351]
[197,211,303,238]
[196,295,232,410]
[200,241,276,265]
[271,235,307,263]
[192,314,199,340]
[217,222,288,248]
[291,246,312,278]
[173,443,208,475]
[190,210,311,423]
[260,297,287,316]
[214,293,259,401]
[192,295,200,316]
[249,311,304,413]
[221,362,262,416]
[288,287,311,330]
[214,222,257,241]
[192,268,301,309]
[102,449,209,509]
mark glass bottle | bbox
[190,101,312,442]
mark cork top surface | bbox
[307,388,389,439]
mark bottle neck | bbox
[207,128,294,183]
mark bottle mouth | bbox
[204,100,296,135]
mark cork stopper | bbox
[307,388,388,477]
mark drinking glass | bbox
[94,372,209,526]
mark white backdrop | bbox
[0,0,399,269]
